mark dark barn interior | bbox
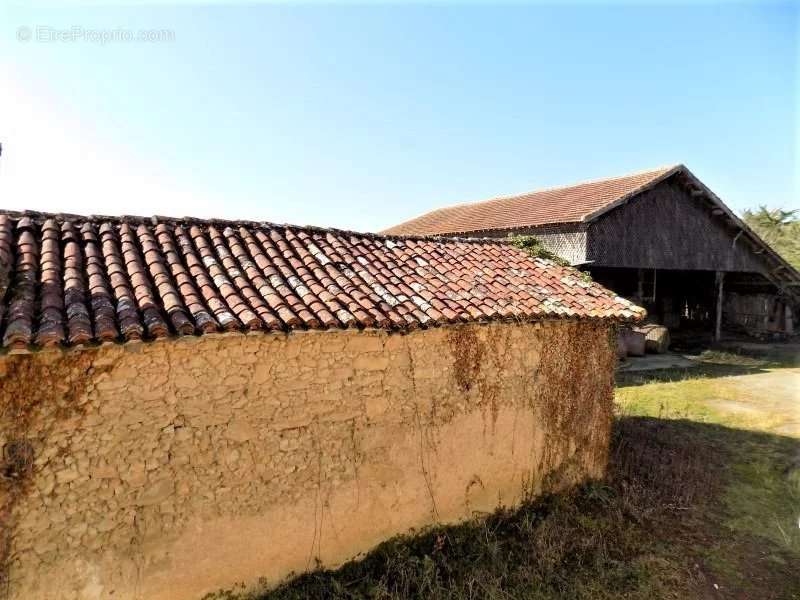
[588,267,718,329]
[587,267,794,349]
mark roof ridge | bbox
[381,164,684,235]
[0,207,512,247]
[417,164,682,215]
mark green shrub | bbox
[507,234,570,267]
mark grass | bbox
[615,348,800,597]
[724,439,799,552]
[212,348,800,600]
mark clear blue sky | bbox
[1,1,797,232]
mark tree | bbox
[742,206,800,270]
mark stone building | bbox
[384,164,800,342]
[0,211,642,600]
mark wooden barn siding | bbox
[586,180,769,273]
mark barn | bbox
[384,164,800,344]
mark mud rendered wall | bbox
[0,319,615,600]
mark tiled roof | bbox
[382,165,679,235]
[0,211,644,350]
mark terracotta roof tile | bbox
[0,211,644,350]
[383,165,678,235]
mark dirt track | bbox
[708,368,800,436]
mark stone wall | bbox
[0,319,615,600]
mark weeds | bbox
[507,235,570,268]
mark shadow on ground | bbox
[237,418,800,600]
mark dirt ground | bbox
[708,368,800,435]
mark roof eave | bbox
[678,166,800,290]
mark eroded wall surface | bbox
[0,320,615,600]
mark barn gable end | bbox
[586,177,770,273]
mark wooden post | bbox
[636,268,644,304]
[715,271,724,342]
[652,268,657,302]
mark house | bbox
[0,211,642,600]
[384,165,800,342]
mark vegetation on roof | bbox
[508,234,570,267]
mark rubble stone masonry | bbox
[0,319,615,600]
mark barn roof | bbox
[0,211,644,350]
[382,165,678,236]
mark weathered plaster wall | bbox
[0,319,615,600]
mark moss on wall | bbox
[0,351,115,593]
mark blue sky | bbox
[0,1,797,232]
